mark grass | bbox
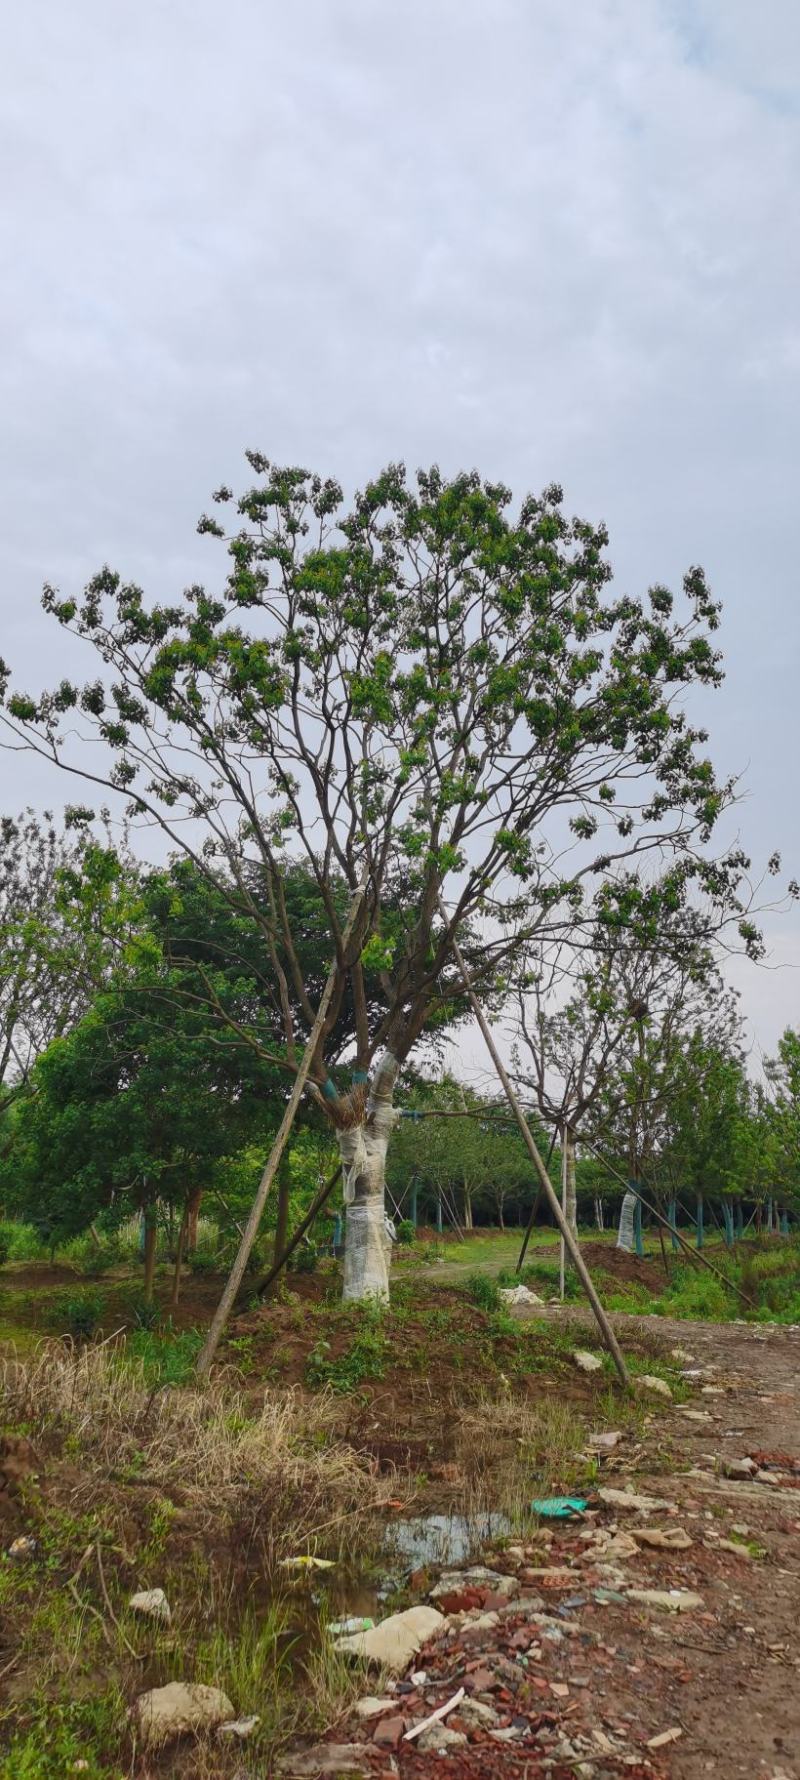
[0,1333,405,1777]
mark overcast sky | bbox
[2,0,798,1060]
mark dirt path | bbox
[596,1311,800,1780]
[555,1309,800,1779]
[292,1312,800,1780]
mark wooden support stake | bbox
[195,872,368,1379]
[437,900,630,1389]
[255,1164,342,1297]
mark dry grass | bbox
[453,1393,592,1516]
[0,1337,397,1559]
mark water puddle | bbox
[383,1510,512,1570]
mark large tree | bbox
[1,460,754,1300]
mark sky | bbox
[1,0,798,1061]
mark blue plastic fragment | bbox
[531,1496,589,1520]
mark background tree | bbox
[0,811,129,1111]
[1,458,757,1301]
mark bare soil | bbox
[291,1309,800,1780]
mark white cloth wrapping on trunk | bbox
[617,1189,637,1252]
[343,1198,391,1300]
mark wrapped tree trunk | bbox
[340,1054,399,1303]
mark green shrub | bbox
[0,1230,11,1267]
[187,1250,218,1277]
[396,1220,415,1246]
[63,1232,122,1278]
[289,1241,318,1275]
[0,1221,47,1263]
[62,1288,106,1340]
[465,1272,501,1313]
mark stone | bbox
[647,1727,683,1750]
[627,1588,704,1613]
[634,1374,673,1399]
[334,1606,445,1673]
[355,1697,396,1721]
[431,1566,518,1599]
[598,1487,670,1513]
[132,1682,235,1749]
[456,1697,499,1728]
[6,1535,36,1563]
[588,1430,623,1452]
[500,1285,544,1306]
[373,1715,405,1748]
[278,1743,373,1776]
[631,1527,692,1551]
[719,1456,758,1480]
[218,1716,260,1739]
[465,1665,498,1692]
[604,1533,639,1561]
[573,1350,603,1373]
[129,1587,171,1624]
[416,1725,467,1753]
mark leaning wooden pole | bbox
[255,1164,342,1297]
[195,874,368,1379]
[438,900,629,1388]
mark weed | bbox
[0,1694,124,1780]
[465,1272,501,1313]
[124,1325,201,1384]
[305,1319,389,1392]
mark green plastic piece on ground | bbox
[531,1496,589,1519]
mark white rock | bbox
[598,1487,670,1513]
[631,1527,692,1551]
[129,1587,171,1624]
[634,1374,672,1399]
[334,1606,445,1673]
[416,1725,467,1753]
[354,1697,396,1721]
[133,1682,234,1748]
[500,1285,544,1306]
[604,1533,639,1561]
[218,1715,260,1739]
[457,1697,499,1728]
[573,1350,603,1373]
[627,1588,703,1612]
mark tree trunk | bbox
[171,1204,189,1307]
[186,1186,203,1253]
[263,1161,292,1299]
[462,1183,473,1230]
[564,1125,578,1236]
[340,1053,399,1303]
[143,1216,157,1303]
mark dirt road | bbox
[293,1312,800,1780]
[593,1311,800,1780]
